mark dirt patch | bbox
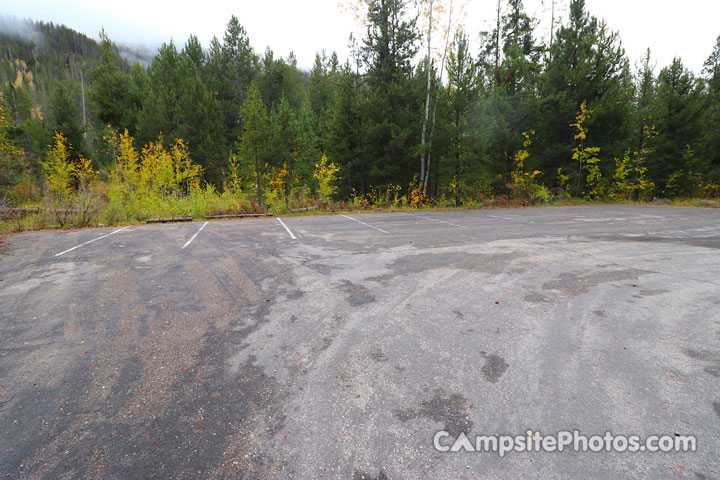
[394,389,473,436]
[338,279,376,307]
[372,251,523,282]
[542,269,648,294]
[480,351,509,383]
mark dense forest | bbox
[1,0,719,227]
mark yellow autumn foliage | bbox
[41,133,98,226]
[107,130,202,220]
[571,101,602,198]
[314,154,340,200]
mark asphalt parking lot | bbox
[1,205,719,479]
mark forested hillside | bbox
[1,0,719,228]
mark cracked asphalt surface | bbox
[1,205,719,479]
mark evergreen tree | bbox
[238,84,268,205]
[446,30,480,204]
[184,34,205,69]
[137,40,226,184]
[308,51,341,122]
[325,63,366,196]
[222,15,257,108]
[125,63,147,135]
[258,49,307,112]
[701,35,720,177]
[49,83,85,157]
[360,0,421,187]
[626,49,657,200]
[268,95,296,205]
[475,0,541,191]
[205,16,258,150]
[136,41,183,146]
[633,49,655,152]
[648,58,706,195]
[0,99,27,196]
[536,0,632,187]
[90,29,131,130]
[293,99,320,188]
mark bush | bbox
[509,132,550,204]
[42,133,101,227]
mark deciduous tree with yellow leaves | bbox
[571,101,602,198]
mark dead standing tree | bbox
[418,0,463,197]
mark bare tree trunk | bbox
[255,146,262,206]
[80,69,87,138]
[422,0,453,195]
[9,85,19,124]
[549,0,556,56]
[495,0,501,77]
[420,0,434,188]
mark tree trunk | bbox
[255,146,262,206]
[549,0,555,55]
[495,0,501,80]
[420,0,434,187]
[80,69,87,138]
[422,0,453,195]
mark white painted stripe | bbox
[182,222,209,249]
[481,213,540,224]
[277,218,296,239]
[55,226,132,257]
[339,214,389,234]
[417,215,463,228]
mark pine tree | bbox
[238,84,268,205]
[49,83,85,157]
[205,16,258,149]
[535,0,632,189]
[222,15,257,108]
[309,52,332,117]
[90,29,131,130]
[701,35,720,176]
[293,100,320,189]
[268,96,296,206]
[474,0,541,192]
[258,49,307,112]
[500,0,541,95]
[648,58,706,195]
[446,30,479,204]
[325,63,365,196]
[0,99,26,196]
[136,39,226,184]
[360,0,421,188]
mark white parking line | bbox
[277,218,296,239]
[417,215,462,228]
[397,212,463,227]
[182,222,209,249]
[55,226,131,257]
[484,213,536,223]
[339,214,389,234]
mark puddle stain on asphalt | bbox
[394,389,473,437]
[480,351,509,383]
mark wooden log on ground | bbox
[6,207,43,214]
[204,213,273,219]
[290,206,318,213]
[0,207,88,220]
[146,216,194,224]
[0,207,42,219]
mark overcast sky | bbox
[1,0,718,74]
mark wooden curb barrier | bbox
[204,213,273,219]
[1,207,83,220]
[146,217,194,223]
